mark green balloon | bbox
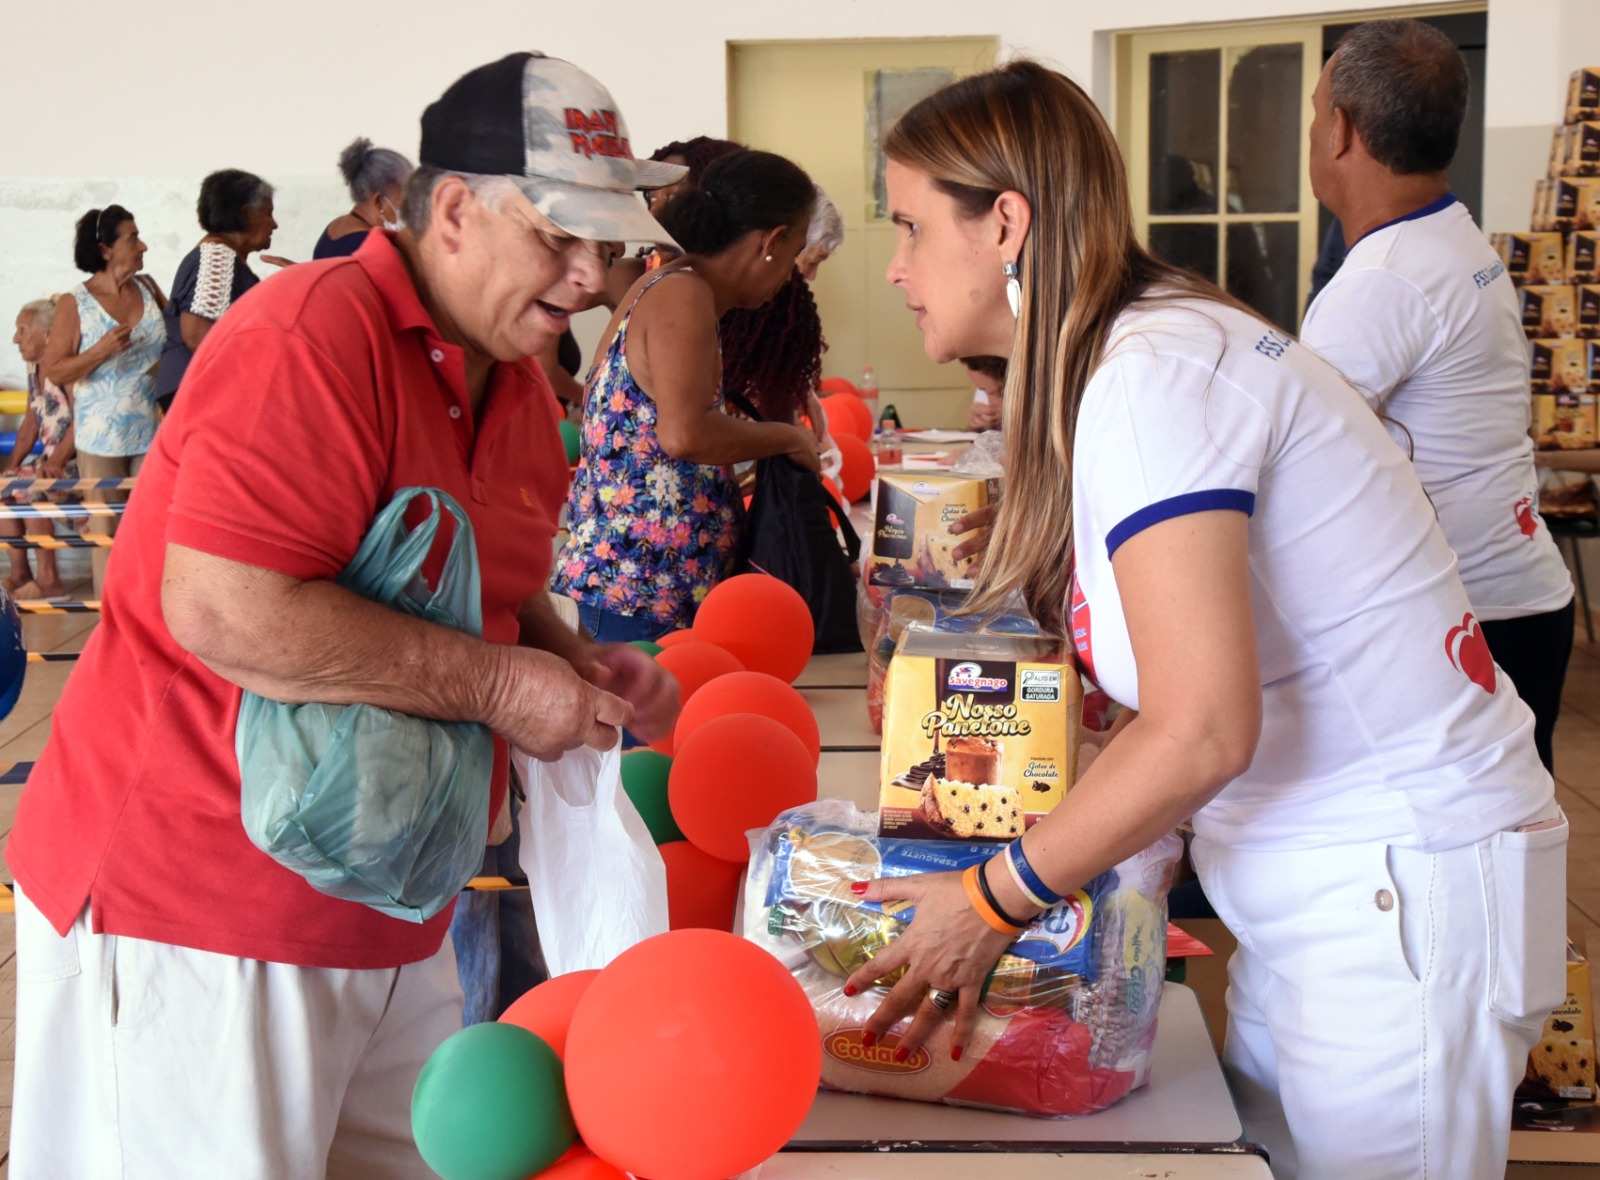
[620,749,683,845]
[628,639,665,657]
[412,1023,575,1180]
[558,418,581,465]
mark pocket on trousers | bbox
[14,889,82,984]
[1479,812,1569,1027]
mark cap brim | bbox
[516,175,681,247]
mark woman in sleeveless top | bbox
[552,150,822,640]
[313,138,412,260]
[41,206,167,568]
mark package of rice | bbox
[744,798,1181,1117]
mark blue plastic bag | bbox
[236,488,494,923]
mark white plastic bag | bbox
[516,741,669,976]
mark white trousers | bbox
[10,888,464,1180]
[1193,808,1568,1180]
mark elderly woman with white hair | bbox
[314,138,415,259]
[5,298,77,600]
[797,185,844,281]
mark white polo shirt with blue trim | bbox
[1069,296,1550,852]
[1301,195,1572,621]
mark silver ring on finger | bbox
[928,987,958,1012]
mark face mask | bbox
[379,197,404,233]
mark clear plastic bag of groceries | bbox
[744,799,1182,1117]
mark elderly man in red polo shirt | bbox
[6,54,682,1179]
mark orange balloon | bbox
[818,376,860,398]
[656,628,696,650]
[498,970,600,1061]
[820,393,872,442]
[565,930,822,1180]
[670,714,817,862]
[834,432,874,502]
[692,573,814,684]
[659,841,744,931]
[648,642,745,754]
[674,671,820,765]
[532,1144,628,1179]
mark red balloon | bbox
[674,671,820,765]
[656,628,696,650]
[820,475,844,526]
[820,393,872,442]
[692,573,814,684]
[531,1144,629,1179]
[659,840,744,931]
[818,376,859,398]
[670,714,817,862]
[834,432,874,502]
[499,970,600,1061]
[648,641,744,754]
[565,930,822,1180]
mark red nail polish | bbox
[861,1031,877,1048]
[893,1046,909,1063]
[951,1045,964,1062]
[842,984,857,997]
[850,881,869,896]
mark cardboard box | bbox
[1571,122,1600,177]
[1532,179,1555,232]
[1552,125,1576,178]
[1531,338,1593,394]
[1552,178,1600,232]
[868,471,1000,591]
[1523,285,1579,338]
[1533,390,1598,450]
[1498,232,1568,286]
[1580,285,1600,338]
[1568,67,1600,125]
[1571,232,1600,284]
[879,627,1080,842]
[1519,941,1597,1104]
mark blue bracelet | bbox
[1007,838,1063,908]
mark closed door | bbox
[729,37,998,427]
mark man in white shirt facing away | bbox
[1300,18,1575,772]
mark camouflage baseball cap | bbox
[420,52,684,246]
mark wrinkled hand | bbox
[842,869,1015,1060]
[573,642,680,743]
[967,400,1002,432]
[260,255,296,269]
[36,458,66,480]
[95,325,133,361]
[486,645,633,760]
[949,503,997,565]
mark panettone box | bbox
[1568,67,1600,125]
[1533,391,1598,450]
[1522,285,1578,338]
[879,626,1080,842]
[868,470,1000,591]
[1571,122,1600,177]
[1580,286,1600,338]
[1531,338,1593,393]
[1518,940,1597,1104]
[1496,232,1568,286]
[1572,232,1600,284]
[1552,178,1600,232]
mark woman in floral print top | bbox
[552,150,822,640]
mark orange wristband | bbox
[962,864,1024,935]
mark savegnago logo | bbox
[825,1030,931,1074]
[945,662,1008,693]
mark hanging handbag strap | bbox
[725,387,861,562]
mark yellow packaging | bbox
[879,627,1081,842]
[1567,67,1600,125]
[1531,338,1593,394]
[1552,178,1600,232]
[1580,285,1600,338]
[1570,232,1600,284]
[1519,941,1597,1103]
[1532,178,1555,232]
[1522,285,1578,338]
[1570,122,1600,177]
[869,471,999,591]
[1498,232,1568,286]
[1533,391,1597,450]
[1551,126,1575,178]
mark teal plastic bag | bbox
[236,488,494,923]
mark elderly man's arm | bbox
[162,543,629,759]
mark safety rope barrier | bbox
[0,477,137,496]
[14,600,100,615]
[0,503,125,521]
[26,652,80,663]
[0,535,113,550]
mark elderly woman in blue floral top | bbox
[552,150,821,640]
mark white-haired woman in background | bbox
[314,138,414,260]
[5,298,77,600]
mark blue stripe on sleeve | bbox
[1105,489,1257,559]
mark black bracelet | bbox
[977,857,1029,930]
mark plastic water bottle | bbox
[874,418,902,468]
[859,364,879,420]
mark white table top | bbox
[786,984,1242,1151]
[803,686,882,752]
[755,1149,1271,1179]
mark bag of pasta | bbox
[744,799,1181,1117]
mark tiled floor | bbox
[0,599,1594,1176]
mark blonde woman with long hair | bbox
[843,61,1564,1180]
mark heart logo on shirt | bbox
[1514,495,1537,538]
[1445,612,1496,695]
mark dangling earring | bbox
[1003,260,1022,319]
